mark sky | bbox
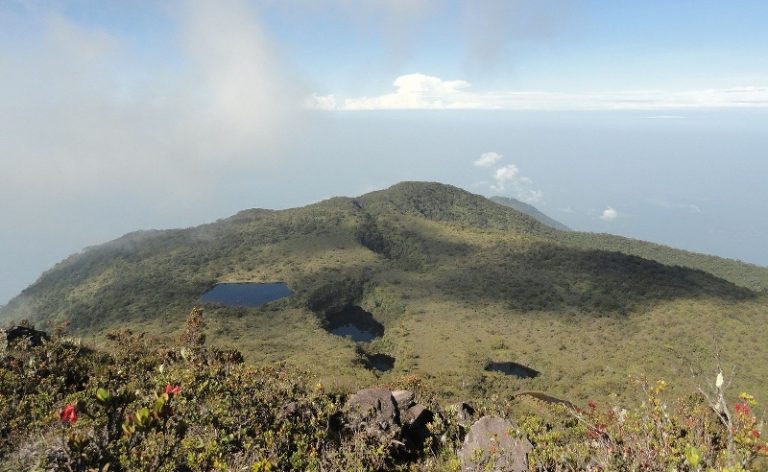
[1,0,768,304]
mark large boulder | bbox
[459,416,532,472]
[401,403,435,450]
[392,390,415,411]
[1,326,49,350]
[343,388,401,442]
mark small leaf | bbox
[96,388,111,403]
[135,407,151,426]
[684,445,701,468]
[154,396,166,413]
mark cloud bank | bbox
[310,74,768,111]
[0,0,307,205]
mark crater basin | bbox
[364,353,395,372]
[326,305,384,342]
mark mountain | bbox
[490,196,570,231]
[3,181,768,402]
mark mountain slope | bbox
[490,196,570,231]
[2,181,768,402]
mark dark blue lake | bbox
[485,362,540,379]
[200,283,293,308]
[326,305,384,342]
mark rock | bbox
[459,416,532,472]
[402,404,435,449]
[403,403,426,423]
[450,401,476,427]
[1,326,49,349]
[392,390,414,411]
[344,388,401,442]
[281,401,314,421]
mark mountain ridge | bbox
[2,181,768,402]
[489,195,571,231]
[4,180,767,325]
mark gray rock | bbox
[403,403,426,424]
[450,401,476,427]
[459,416,532,472]
[344,388,401,442]
[402,404,435,449]
[1,326,49,350]
[392,390,415,411]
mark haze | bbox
[2,0,767,305]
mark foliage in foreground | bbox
[1,311,767,471]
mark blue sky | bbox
[1,0,767,304]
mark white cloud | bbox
[0,0,306,201]
[306,93,337,110]
[484,163,543,203]
[491,164,519,191]
[600,207,619,221]
[518,189,543,203]
[316,74,768,111]
[474,151,502,168]
[177,0,306,156]
[342,73,478,110]
[0,0,310,303]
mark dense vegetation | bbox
[490,196,571,231]
[2,312,767,471]
[2,182,768,405]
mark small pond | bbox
[326,305,384,342]
[485,362,540,379]
[200,282,293,308]
[363,353,395,372]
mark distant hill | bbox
[2,181,768,402]
[489,196,570,231]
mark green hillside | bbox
[3,181,768,403]
[490,195,571,231]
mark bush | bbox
[1,309,766,471]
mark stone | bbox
[392,390,415,411]
[1,326,49,349]
[450,401,476,427]
[459,416,532,472]
[402,404,435,449]
[344,388,400,442]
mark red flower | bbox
[588,400,597,410]
[164,384,181,396]
[752,430,761,439]
[734,402,751,417]
[60,404,77,424]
